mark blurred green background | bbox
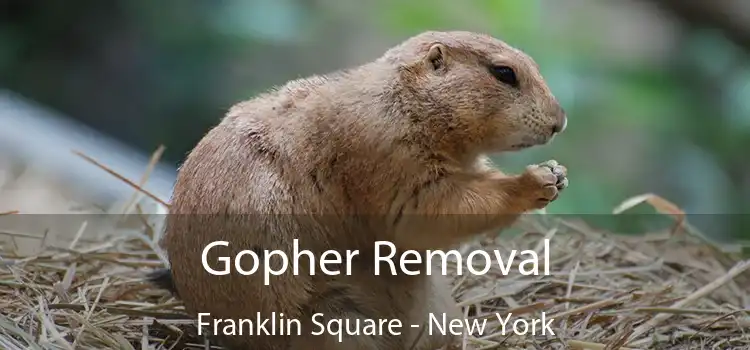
[1,0,749,243]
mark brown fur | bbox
[154,31,568,350]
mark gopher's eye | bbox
[489,65,518,87]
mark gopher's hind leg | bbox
[399,274,463,350]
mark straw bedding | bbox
[1,208,748,350]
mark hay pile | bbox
[1,206,748,350]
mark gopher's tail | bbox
[146,268,179,297]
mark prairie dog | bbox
[150,31,568,350]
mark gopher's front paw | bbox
[519,160,568,209]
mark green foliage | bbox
[375,0,455,35]
[474,0,541,41]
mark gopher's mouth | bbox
[510,135,554,150]
[509,143,534,150]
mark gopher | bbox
[149,31,568,350]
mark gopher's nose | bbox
[553,116,567,134]
[551,106,567,134]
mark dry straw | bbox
[1,148,748,349]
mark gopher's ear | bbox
[424,43,448,71]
